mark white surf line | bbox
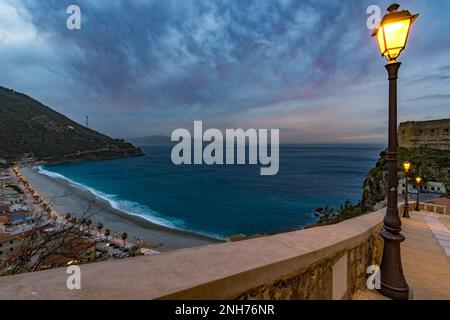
[424,214,450,258]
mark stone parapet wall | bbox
[400,201,447,215]
[234,232,382,300]
[0,210,385,300]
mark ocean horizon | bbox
[38,144,384,239]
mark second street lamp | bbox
[403,161,411,218]
[415,177,422,211]
[372,3,419,300]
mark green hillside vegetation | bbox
[362,147,450,208]
[0,86,142,162]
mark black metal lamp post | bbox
[372,3,419,300]
[403,161,411,218]
[415,177,422,211]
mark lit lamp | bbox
[373,4,419,62]
[402,161,411,218]
[372,3,419,300]
[415,177,422,211]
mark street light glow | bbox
[403,161,411,172]
[372,4,419,61]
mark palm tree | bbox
[121,232,128,247]
[80,218,87,231]
[97,223,104,237]
[71,217,78,227]
[86,219,92,232]
[104,229,111,241]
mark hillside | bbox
[362,147,450,208]
[0,86,143,162]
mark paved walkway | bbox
[356,211,450,300]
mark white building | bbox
[8,204,29,212]
[398,178,447,195]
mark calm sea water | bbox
[41,144,383,239]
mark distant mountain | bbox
[0,86,143,162]
[127,135,171,146]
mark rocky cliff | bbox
[362,147,450,209]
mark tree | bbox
[97,223,104,237]
[65,213,72,225]
[86,219,92,232]
[70,217,78,225]
[80,218,87,229]
[104,229,111,241]
[121,232,128,247]
[5,210,96,275]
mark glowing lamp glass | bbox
[372,5,419,61]
[403,161,411,172]
[415,177,422,184]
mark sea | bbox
[38,144,384,240]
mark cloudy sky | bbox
[0,0,449,143]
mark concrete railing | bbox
[0,209,385,300]
[400,201,447,215]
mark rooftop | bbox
[0,232,17,243]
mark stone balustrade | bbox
[0,209,386,300]
[400,201,447,215]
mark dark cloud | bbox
[0,0,449,141]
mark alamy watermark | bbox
[171,121,279,176]
[66,5,81,30]
[66,265,81,290]
[366,5,382,30]
[366,264,381,290]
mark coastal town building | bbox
[398,178,447,195]
[0,165,150,276]
[0,232,21,257]
[0,189,22,204]
[1,211,35,228]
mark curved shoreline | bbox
[36,165,225,240]
[20,166,223,251]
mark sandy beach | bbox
[19,166,222,251]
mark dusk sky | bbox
[0,0,449,143]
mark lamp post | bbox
[372,3,419,300]
[415,177,422,211]
[402,161,411,218]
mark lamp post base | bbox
[378,227,410,300]
[403,204,410,218]
[378,283,410,300]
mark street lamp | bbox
[402,161,411,218]
[372,3,419,300]
[415,177,422,211]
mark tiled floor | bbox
[424,214,450,259]
[356,211,450,300]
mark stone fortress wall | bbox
[399,119,450,150]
